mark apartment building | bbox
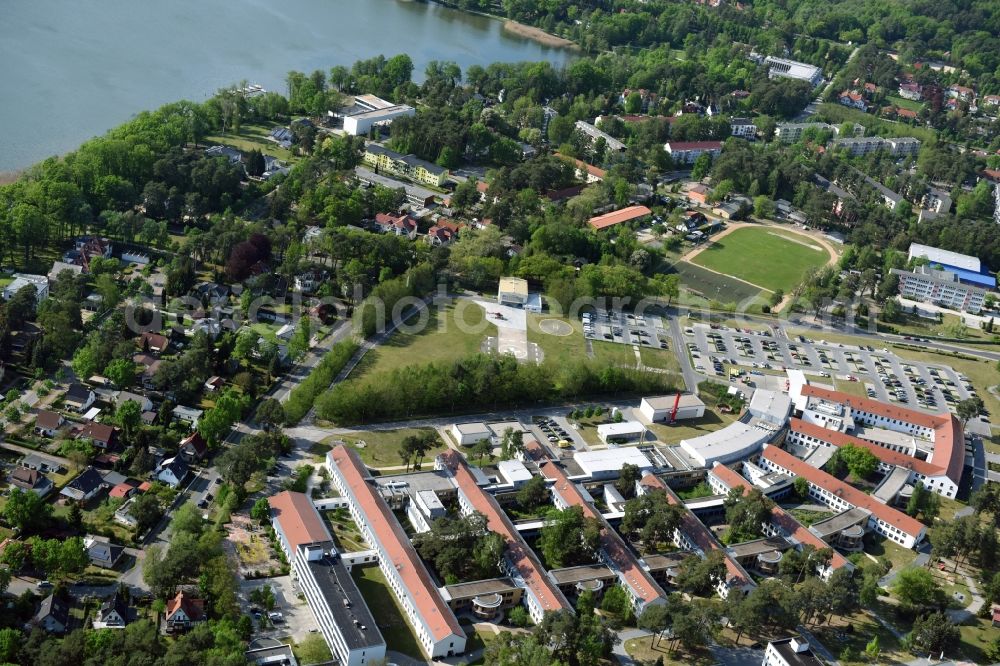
[268,491,386,666]
[327,446,467,659]
[362,143,449,187]
[663,140,724,164]
[775,122,838,144]
[764,56,824,87]
[830,136,920,157]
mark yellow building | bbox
[363,143,449,188]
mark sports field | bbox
[688,227,830,293]
[670,261,763,305]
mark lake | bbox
[0,0,573,172]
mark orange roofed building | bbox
[588,205,652,230]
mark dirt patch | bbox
[539,318,573,336]
[503,20,578,48]
[225,514,284,577]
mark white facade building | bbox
[2,274,48,302]
[638,394,706,422]
[574,446,653,480]
[892,266,989,314]
[764,56,824,87]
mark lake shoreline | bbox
[426,0,579,50]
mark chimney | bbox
[790,637,809,653]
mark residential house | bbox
[374,212,419,238]
[84,535,125,569]
[93,591,130,629]
[191,282,230,305]
[362,144,449,187]
[270,126,294,149]
[109,483,135,501]
[20,453,62,474]
[687,184,710,205]
[729,118,757,139]
[9,468,53,497]
[77,422,117,450]
[179,432,208,462]
[172,405,203,429]
[62,236,112,272]
[164,591,206,632]
[982,95,1000,108]
[63,383,96,413]
[838,91,868,111]
[948,85,975,101]
[133,354,162,390]
[137,332,169,355]
[555,153,605,183]
[156,456,190,488]
[61,467,107,502]
[188,317,222,339]
[203,376,225,392]
[33,595,70,634]
[205,145,243,165]
[2,274,49,302]
[898,82,923,101]
[114,391,153,412]
[293,268,328,292]
[619,88,659,112]
[82,293,103,312]
[34,410,64,437]
[47,261,84,282]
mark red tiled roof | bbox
[798,385,963,484]
[708,464,851,571]
[268,490,333,551]
[165,591,205,622]
[79,422,115,444]
[475,181,490,193]
[330,446,464,642]
[138,481,152,492]
[761,446,925,539]
[554,153,606,179]
[638,473,751,588]
[790,418,942,478]
[109,483,133,499]
[983,169,1000,183]
[529,442,665,605]
[438,451,570,615]
[138,332,169,352]
[588,205,652,230]
[181,432,208,457]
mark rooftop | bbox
[329,446,464,643]
[761,445,925,539]
[498,277,529,297]
[268,491,334,552]
[642,394,706,410]
[588,205,652,230]
[306,555,385,650]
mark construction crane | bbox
[668,392,682,424]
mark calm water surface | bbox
[0,0,572,171]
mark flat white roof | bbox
[454,422,491,435]
[498,277,529,296]
[597,421,647,437]
[416,489,445,511]
[497,459,533,484]
[642,394,705,410]
[908,243,981,272]
[748,389,792,424]
[574,446,652,475]
[680,422,775,467]
[786,369,809,411]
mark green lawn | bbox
[349,300,496,382]
[322,508,369,552]
[670,260,766,307]
[886,95,924,113]
[203,122,297,162]
[351,564,425,660]
[647,407,738,444]
[689,227,831,293]
[325,427,448,469]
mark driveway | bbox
[240,575,319,643]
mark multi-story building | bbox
[524,441,668,614]
[830,136,920,157]
[268,491,386,666]
[892,265,990,314]
[339,94,416,136]
[774,122,837,144]
[362,144,449,187]
[764,56,824,87]
[575,120,627,152]
[638,473,753,599]
[762,637,826,666]
[436,451,572,622]
[327,446,467,659]
[729,118,757,139]
[663,140,724,164]
[757,445,926,548]
[790,384,964,499]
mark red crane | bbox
[669,392,682,424]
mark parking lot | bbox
[683,323,977,414]
[528,415,589,457]
[240,575,319,643]
[582,309,670,349]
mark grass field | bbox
[886,95,924,113]
[624,636,714,666]
[352,564,425,659]
[669,260,764,306]
[326,427,448,469]
[647,407,738,444]
[689,227,830,293]
[349,299,497,382]
[203,122,297,162]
